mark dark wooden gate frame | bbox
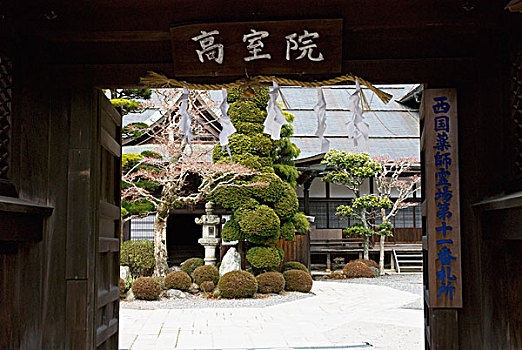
[1,2,521,350]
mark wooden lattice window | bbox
[511,51,522,183]
[0,56,12,179]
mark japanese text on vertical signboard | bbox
[425,89,462,308]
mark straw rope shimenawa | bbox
[140,71,393,104]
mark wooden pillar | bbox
[303,178,313,216]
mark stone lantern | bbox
[195,202,224,265]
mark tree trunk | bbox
[154,206,170,277]
[363,235,369,260]
[379,235,385,275]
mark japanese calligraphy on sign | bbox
[170,19,342,76]
[424,88,462,308]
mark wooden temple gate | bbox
[1,1,521,349]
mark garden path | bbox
[119,280,423,350]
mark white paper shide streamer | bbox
[218,88,236,162]
[179,88,194,147]
[313,87,330,153]
[263,82,287,140]
[346,80,369,150]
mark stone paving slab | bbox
[119,281,423,350]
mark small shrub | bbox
[256,272,285,294]
[200,281,215,293]
[193,265,219,286]
[343,261,376,278]
[120,278,126,295]
[283,270,313,293]
[281,261,308,273]
[132,277,161,300]
[218,270,258,298]
[120,240,155,277]
[351,259,379,269]
[165,271,192,291]
[246,246,283,269]
[181,258,204,275]
[328,271,345,280]
[151,276,166,290]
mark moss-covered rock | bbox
[218,270,258,298]
[342,261,376,278]
[193,265,220,286]
[165,271,192,291]
[283,270,313,293]
[256,272,285,294]
[120,240,155,277]
[132,277,161,300]
[281,261,308,273]
[181,258,204,275]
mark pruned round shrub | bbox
[120,278,126,295]
[239,205,280,238]
[200,281,215,293]
[256,272,285,294]
[151,276,166,290]
[120,240,155,277]
[132,277,161,300]
[281,261,308,273]
[273,182,299,221]
[329,271,345,280]
[280,221,296,241]
[193,265,219,286]
[246,246,283,269]
[283,270,313,293]
[292,212,311,234]
[351,259,379,269]
[218,270,258,298]
[181,257,204,275]
[222,216,243,242]
[343,261,376,278]
[165,271,192,291]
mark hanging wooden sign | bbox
[424,88,463,308]
[170,19,343,77]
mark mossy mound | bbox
[246,246,283,270]
[165,271,192,291]
[218,270,258,298]
[281,261,308,273]
[343,261,377,278]
[120,240,155,277]
[283,270,313,293]
[193,265,220,286]
[181,257,204,275]
[132,277,161,300]
[256,272,285,294]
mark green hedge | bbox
[120,240,155,277]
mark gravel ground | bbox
[322,273,424,309]
[120,290,313,310]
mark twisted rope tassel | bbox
[140,71,392,104]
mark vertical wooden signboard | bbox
[424,88,462,308]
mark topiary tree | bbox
[209,87,309,274]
